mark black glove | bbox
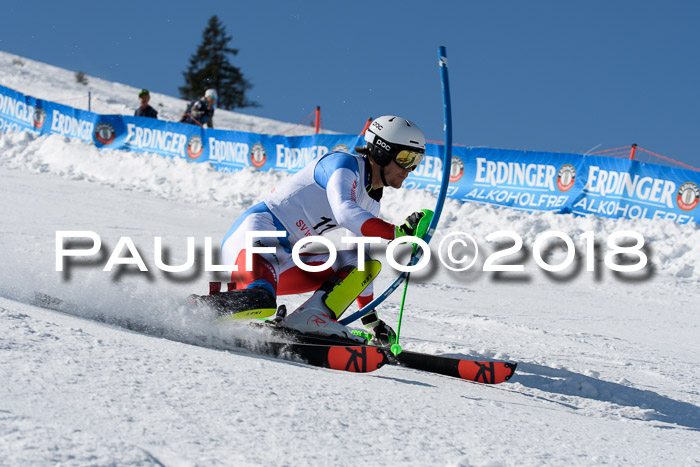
[395,209,433,239]
[361,310,397,346]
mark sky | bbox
[1,0,699,169]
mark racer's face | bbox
[382,159,413,189]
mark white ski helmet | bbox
[205,88,218,100]
[364,115,425,169]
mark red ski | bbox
[267,328,517,384]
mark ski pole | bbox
[391,46,452,355]
[339,46,452,326]
[390,246,416,356]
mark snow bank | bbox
[2,130,697,281]
[2,50,699,467]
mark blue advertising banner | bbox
[0,86,46,133]
[2,83,698,224]
[572,155,700,224]
[205,131,364,173]
[446,147,586,212]
[47,103,100,143]
[401,144,473,200]
[117,117,204,159]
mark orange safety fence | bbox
[277,107,322,135]
[589,144,699,172]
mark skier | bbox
[199,115,433,344]
[179,88,217,128]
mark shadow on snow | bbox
[513,363,699,431]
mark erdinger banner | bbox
[417,147,586,212]
[46,103,98,143]
[0,86,48,133]
[401,142,459,197]
[572,155,700,224]
[119,117,203,159]
[205,131,363,173]
[1,84,698,224]
[0,85,101,143]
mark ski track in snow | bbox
[1,50,699,466]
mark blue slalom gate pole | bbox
[340,46,453,326]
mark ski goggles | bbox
[394,149,425,170]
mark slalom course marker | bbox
[390,247,416,355]
[341,45,453,325]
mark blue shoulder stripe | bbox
[221,202,291,253]
[313,152,360,189]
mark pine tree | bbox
[179,15,258,110]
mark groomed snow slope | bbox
[1,52,699,466]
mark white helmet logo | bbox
[376,139,391,151]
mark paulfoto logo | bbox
[53,231,424,274]
[55,230,650,276]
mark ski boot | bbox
[188,282,278,321]
[281,260,381,341]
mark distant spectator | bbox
[179,88,217,128]
[134,89,158,119]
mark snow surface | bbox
[1,51,699,466]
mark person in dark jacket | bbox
[134,89,158,119]
[179,88,216,128]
